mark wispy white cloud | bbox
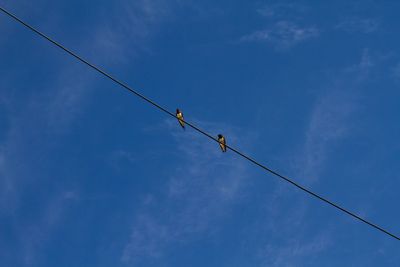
[295,49,373,184]
[253,50,376,265]
[108,149,138,171]
[392,62,400,81]
[357,48,374,69]
[121,119,254,264]
[17,190,78,265]
[0,148,13,209]
[298,90,357,183]
[44,70,93,135]
[238,176,334,267]
[259,231,331,267]
[240,2,319,50]
[257,2,308,19]
[335,17,380,34]
[0,64,93,214]
[90,0,175,64]
[240,21,319,50]
[0,71,89,266]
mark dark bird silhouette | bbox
[176,108,185,129]
[217,134,227,152]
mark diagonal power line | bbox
[1,5,399,241]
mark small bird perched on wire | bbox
[217,134,227,152]
[176,108,185,129]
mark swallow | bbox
[217,134,227,152]
[176,108,185,129]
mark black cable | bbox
[1,5,399,241]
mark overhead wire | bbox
[0,5,399,241]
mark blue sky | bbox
[1,0,400,266]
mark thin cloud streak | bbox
[392,62,400,81]
[257,2,308,19]
[298,91,357,183]
[253,50,375,266]
[0,66,93,213]
[259,232,331,267]
[240,21,319,50]
[17,190,78,265]
[335,17,380,34]
[295,49,373,184]
[91,0,175,64]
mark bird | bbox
[217,134,227,152]
[176,108,185,129]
